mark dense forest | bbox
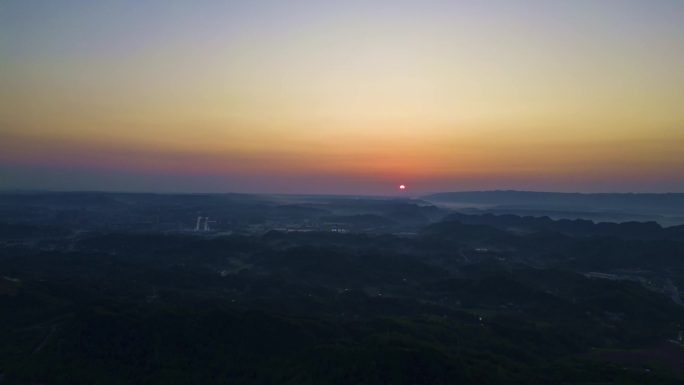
[1,193,684,384]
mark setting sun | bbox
[1,1,683,195]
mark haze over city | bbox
[2,1,683,194]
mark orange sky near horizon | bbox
[1,1,683,194]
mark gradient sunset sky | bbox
[2,1,683,194]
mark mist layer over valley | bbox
[1,191,683,384]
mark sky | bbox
[1,0,683,195]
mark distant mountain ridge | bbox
[425,190,684,204]
[423,190,684,214]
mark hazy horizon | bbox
[3,185,684,197]
[2,1,683,195]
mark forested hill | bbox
[440,212,684,240]
[3,192,684,384]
